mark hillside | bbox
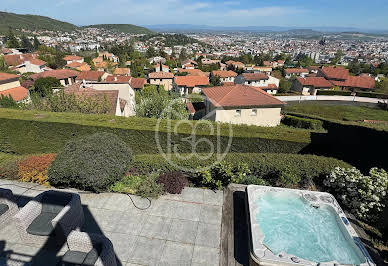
[82,24,152,34]
[0,12,77,34]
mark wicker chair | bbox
[60,231,117,266]
[14,190,84,246]
[0,188,18,227]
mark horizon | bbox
[1,0,388,30]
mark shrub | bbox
[324,167,388,222]
[0,95,19,109]
[157,171,189,194]
[0,153,23,180]
[32,77,62,97]
[193,162,251,190]
[240,175,268,186]
[110,172,164,198]
[317,90,352,96]
[18,154,56,185]
[356,91,388,99]
[48,132,132,192]
[282,115,323,130]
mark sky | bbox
[1,0,388,30]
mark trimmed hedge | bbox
[0,109,310,156]
[356,91,388,99]
[282,115,323,130]
[317,90,352,96]
[48,133,132,192]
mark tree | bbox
[210,75,221,86]
[146,47,156,58]
[21,35,33,52]
[6,28,20,48]
[278,79,292,93]
[32,77,62,97]
[331,49,344,65]
[179,48,187,62]
[33,36,41,51]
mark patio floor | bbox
[0,180,223,266]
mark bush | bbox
[157,171,189,194]
[324,167,388,222]
[110,172,164,198]
[48,132,132,192]
[317,90,352,96]
[356,91,388,99]
[0,95,19,109]
[193,162,251,190]
[18,154,56,185]
[32,77,62,97]
[0,153,23,180]
[282,115,323,130]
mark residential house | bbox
[226,61,244,69]
[99,52,119,63]
[30,69,79,87]
[0,73,29,102]
[202,84,285,127]
[186,101,206,120]
[154,64,170,73]
[64,83,134,117]
[201,58,220,65]
[63,55,84,65]
[65,62,91,72]
[317,66,375,91]
[252,66,272,75]
[177,68,209,77]
[76,71,109,83]
[148,72,174,91]
[235,73,270,87]
[284,68,309,79]
[293,77,334,95]
[82,82,136,117]
[22,59,47,73]
[181,59,197,69]
[174,76,209,96]
[130,78,146,90]
[211,70,237,83]
[113,68,131,76]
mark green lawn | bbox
[284,104,388,122]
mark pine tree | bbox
[21,35,33,52]
[6,28,20,48]
[33,36,41,51]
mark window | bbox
[251,109,257,116]
[64,78,69,85]
[235,109,241,117]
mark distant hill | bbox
[0,12,78,34]
[82,24,152,34]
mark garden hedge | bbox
[0,109,310,155]
[282,115,323,130]
[317,90,352,96]
[356,91,388,99]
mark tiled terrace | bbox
[0,180,223,266]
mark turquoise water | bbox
[255,191,364,265]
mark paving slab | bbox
[192,245,220,266]
[128,236,166,265]
[158,241,194,266]
[199,205,223,225]
[139,215,172,239]
[166,219,198,244]
[195,223,221,248]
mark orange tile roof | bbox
[212,70,237,78]
[177,68,208,77]
[149,72,174,79]
[0,73,19,81]
[285,68,309,74]
[106,75,132,83]
[0,86,28,101]
[29,59,46,66]
[297,77,333,88]
[174,76,209,87]
[30,69,79,80]
[76,71,105,81]
[113,68,131,75]
[130,78,146,89]
[3,53,38,66]
[202,84,284,108]
[66,62,83,68]
[242,73,269,81]
[320,66,349,80]
[344,76,375,89]
[64,55,83,61]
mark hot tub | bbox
[245,185,375,266]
